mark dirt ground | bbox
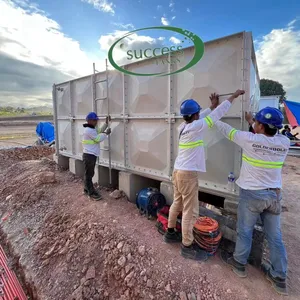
[0,148,299,300]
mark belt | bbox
[264,188,281,191]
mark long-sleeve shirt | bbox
[82,123,108,156]
[215,121,290,190]
[174,100,232,172]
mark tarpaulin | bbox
[36,122,55,143]
[283,100,300,127]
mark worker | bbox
[285,126,299,140]
[163,89,245,261]
[281,125,289,136]
[215,108,289,296]
[82,112,111,200]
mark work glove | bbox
[105,128,111,135]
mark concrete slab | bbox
[119,172,160,203]
[69,158,84,178]
[160,181,173,205]
[224,199,238,214]
[96,166,119,188]
[53,154,69,169]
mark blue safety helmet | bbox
[86,112,99,121]
[180,99,202,116]
[255,107,284,129]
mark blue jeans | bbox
[234,189,287,279]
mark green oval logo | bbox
[108,26,204,77]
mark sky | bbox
[0,0,299,108]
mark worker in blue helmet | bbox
[163,89,245,261]
[82,112,111,200]
[214,107,289,296]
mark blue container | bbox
[136,187,166,218]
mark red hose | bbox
[0,253,21,298]
[0,245,27,300]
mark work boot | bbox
[181,243,208,261]
[220,250,247,278]
[163,230,182,243]
[261,262,288,296]
[89,191,102,201]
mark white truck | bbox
[52,31,260,202]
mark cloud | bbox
[169,0,175,12]
[157,5,162,10]
[172,16,176,20]
[256,20,300,100]
[0,0,105,107]
[111,22,135,30]
[81,0,115,15]
[288,19,297,27]
[169,36,181,44]
[187,8,190,13]
[0,52,71,107]
[98,30,166,65]
[161,17,170,26]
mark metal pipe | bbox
[69,81,75,155]
[167,51,173,177]
[92,63,100,171]
[58,115,241,121]
[92,63,96,113]
[218,93,234,97]
[52,84,60,156]
[122,71,127,168]
[106,58,112,186]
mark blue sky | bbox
[0,0,299,107]
[35,0,300,53]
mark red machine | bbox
[156,206,182,234]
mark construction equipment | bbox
[156,206,182,235]
[93,60,112,185]
[193,216,222,255]
[136,188,166,219]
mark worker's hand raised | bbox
[228,89,245,103]
[209,93,219,110]
[232,89,245,98]
[245,112,253,123]
[105,115,111,124]
[105,128,111,135]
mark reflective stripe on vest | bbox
[179,140,204,149]
[242,154,283,169]
[228,129,238,141]
[82,140,97,145]
[204,116,213,128]
[82,134,103,145]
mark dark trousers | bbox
[83,153,97,195]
